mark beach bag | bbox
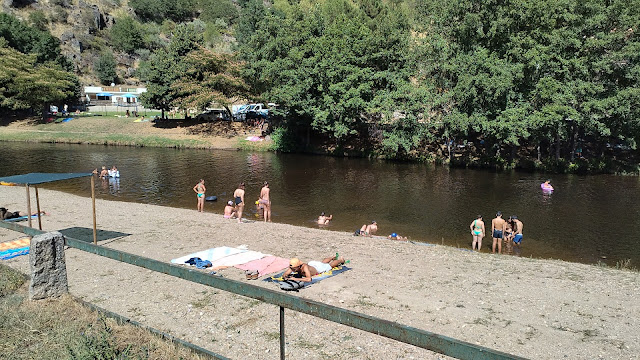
[279,280,304,291]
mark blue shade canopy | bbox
[96,92,112,97]
[0,172,93,185]
[121,93,137,98]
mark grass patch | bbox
[0,264,27,297]
[0,266,209,360]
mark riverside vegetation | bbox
[0,264,208,359]
[1,0,639,173]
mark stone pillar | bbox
[29,231,68,300]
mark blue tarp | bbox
[0,172,92,185]
[121,93,137,98]
[96,92,112,97]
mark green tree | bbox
[0,40,79,117]
[110,16,144,54]
[28,10,48,31]
[94,52,117,85]
[171,47,249,116]
[0,13,71,70]
[238,0,417,153]
[138,24,203,118]
[199,0,238,24]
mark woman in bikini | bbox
[470,215,485,251]
[193,179,206,212]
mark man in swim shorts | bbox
[233,182,245,223]
[512,215,524,245]
[193,179,206,212]
[282,255,346,283]
[470,215,485,251]
[491,211,506,254]
[259,181,271,222]
[223,201,236,219]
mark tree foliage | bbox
[0,40,79,114]
[110,16,144,54]
[0,13,72,70]
[130,0,197,23]
[95,52,117,85]
[171,47,249,114]
[414,0,640,162]
[138,24,204,116]
[237,0,418,153]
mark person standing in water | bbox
[317,212,333,225]
[193,179,206,212]
[491,211,506,254]
[259,181,271,222]
[233,182,245,223]
[470,215,485,251]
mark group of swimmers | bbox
[194,180,272,222]
[470,211,523,254]
[93,165,119,178]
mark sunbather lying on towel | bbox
[1,207,44,220]
[283,255,345,283]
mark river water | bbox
[1,142,638,267]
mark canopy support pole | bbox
[35,186,42,230]
[91,176,97,244]
[25,184,32,228]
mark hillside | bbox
[1,0,237,85]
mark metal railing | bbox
[0,221,527,360]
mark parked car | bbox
[196,109,229,121]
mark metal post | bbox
[91,176,97,244]
[280,306,285,360]
[35,186,42,230]
[25,184,32,228]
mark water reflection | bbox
[1,142,639,267]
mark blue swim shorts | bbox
[513,234,523,244]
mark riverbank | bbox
[0,115,272,151]
[1,186,638,359]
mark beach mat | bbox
[171,246,247,265]
[0,247,30,260]
[264,265,351,288]
[209,251,267,269]
[0,238,30,251]
[3,213,46,223]
[235,256,289,277]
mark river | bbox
[1,142,638,267]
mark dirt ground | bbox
[1,186,639,359]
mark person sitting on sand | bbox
[1,207,44,220]
[388,233,407,240]
[356,221,378,236]
[223,201,237,219]
[317,212,333,225]
[282,255,346,283]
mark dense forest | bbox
[1,0,639,173]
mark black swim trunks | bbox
[235,196,242,205]
[493,229,503,239]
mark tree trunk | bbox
[555,127,561,160]
[570,124,578,161]
[161,109,165,119]
[537,143,541,162]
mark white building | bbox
[83,86,147,104]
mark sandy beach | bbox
[1,186,639,359]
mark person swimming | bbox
[541,179,554,192]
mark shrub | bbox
[29,10,48,31]
[269,127,297,152]
[110,16,144,54]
